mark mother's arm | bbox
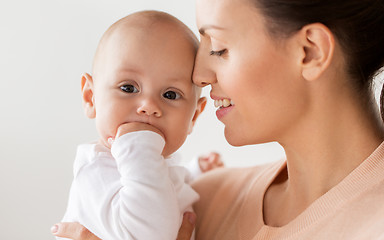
[51,212,196,240]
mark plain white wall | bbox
[0,1,382,239]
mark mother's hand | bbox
[51,222,101,240]
[51,212,196,240]
[177,212,196,240]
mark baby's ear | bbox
[81,73,96,119]
[188,97,207,134]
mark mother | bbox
[54,0,384,239]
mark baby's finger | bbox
[51,222,101,240]
[177,212,196,240]
[107,137,114,148]
[208,152,224,167]
[116,122,164,139]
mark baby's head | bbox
[81,11,206,157]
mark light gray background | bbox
[0,1,382,239]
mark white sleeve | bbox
[66,131,181,240]
[184,157,203,182]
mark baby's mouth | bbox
[214,98,234,109]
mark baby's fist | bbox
[110,122,164,146]
[198,152,224,173]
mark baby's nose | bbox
[137,99,162,117]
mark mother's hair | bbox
[252,0,384,117]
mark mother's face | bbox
[193,0,309,146]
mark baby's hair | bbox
[92,10,202,98]
[106,11,198,48]
[250,0,384,120]
[93,10,199,73]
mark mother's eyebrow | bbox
[199,25,225,36]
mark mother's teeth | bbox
[223,99,231,107]
[214,99,221,108]
[214,99,233,108]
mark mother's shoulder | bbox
[191,161,284,222]
[192,160,283,194]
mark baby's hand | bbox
[109,122,164,146]
[198,152,224,173]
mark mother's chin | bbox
[223,125,274,147]
[223,127,251,147]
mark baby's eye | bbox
[120,84,139,93]
[163,91,181,100]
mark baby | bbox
[56,11,223,240]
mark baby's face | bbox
[91,23,200,157]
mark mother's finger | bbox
[51,222,101,240]
[177,212,196,240]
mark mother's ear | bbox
[298,23,335,81]
[81,73,96,119]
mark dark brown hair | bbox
[252,0,384,120]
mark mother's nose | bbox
[193,46,217,87]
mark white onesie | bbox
[59,131,199,240]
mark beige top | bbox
[192,142,384,239]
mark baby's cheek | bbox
[96,116,117,140]
[167,129,188,155]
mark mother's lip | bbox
[210,93,231,101]
[210,93,221,100]
[216,105,234,120]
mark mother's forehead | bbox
[195,0,259,28]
